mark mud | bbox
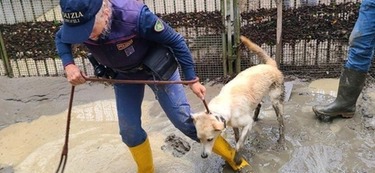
[0,76,375,173]
[162,134,191,158]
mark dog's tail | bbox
[240,35,277,68]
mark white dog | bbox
[192,35,285,158]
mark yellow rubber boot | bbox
[212,135,253,172]
[128,138,154,173]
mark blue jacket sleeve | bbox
[137,6,197,80]
[55,29,74,67]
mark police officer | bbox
[55,0,253,172]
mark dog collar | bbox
[214,115,227,128]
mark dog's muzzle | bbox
[201,152,208,158]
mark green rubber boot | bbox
[312,67,366,121]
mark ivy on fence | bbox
[240,2,360,46]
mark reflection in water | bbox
[308,78,339,97]
[75,100,118,122]
[311,89,337,97]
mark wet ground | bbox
[0,76,375,173]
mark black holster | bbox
[143,44,178,81]
[87,53,117,79]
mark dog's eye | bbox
[207,138,213,142]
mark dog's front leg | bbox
[235,124,252,152]
[233,127,240,142]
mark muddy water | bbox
[0,86,224,173]
[1,79,375,173]
[245,79,375,173]
[0,99,215,173]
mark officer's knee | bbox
[119,127,147,147]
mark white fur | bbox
[192,36,285,158]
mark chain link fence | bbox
[0,0,60,24]
[0,0,373,81]
[239,0,375,80]
[0,0,226,79]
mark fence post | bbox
[222,0,242,75]
[226,0,235,75]
[276,0,283,67]
[0,29,13,77]
[221,0,227,76]
[233,0,241,73]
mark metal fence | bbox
[0,0,373,80]
[0,0,60,24]
[0,0,226,79]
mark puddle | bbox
[308,78,339,97]
[1,79,375,173]
[0,100,203,173]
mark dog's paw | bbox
[270,138,287,151]
[271,143,285,151]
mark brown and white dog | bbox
[192,35,285,158]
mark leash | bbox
[202,98,211,114]
[84,76,199,85]
[55,77,211,172]
[56,85,75,173]
[85,76,212,113]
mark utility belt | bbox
[114,64,146,74]
[87,44,178,81]
[142,44,178,80]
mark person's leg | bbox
[313,0,375,121]
[148,70,252,172]
[147,70,197,140]
[346,0,375,72]
[114,82,153,173]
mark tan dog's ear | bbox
[212,121,225,131]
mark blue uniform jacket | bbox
[55,0,197,80]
